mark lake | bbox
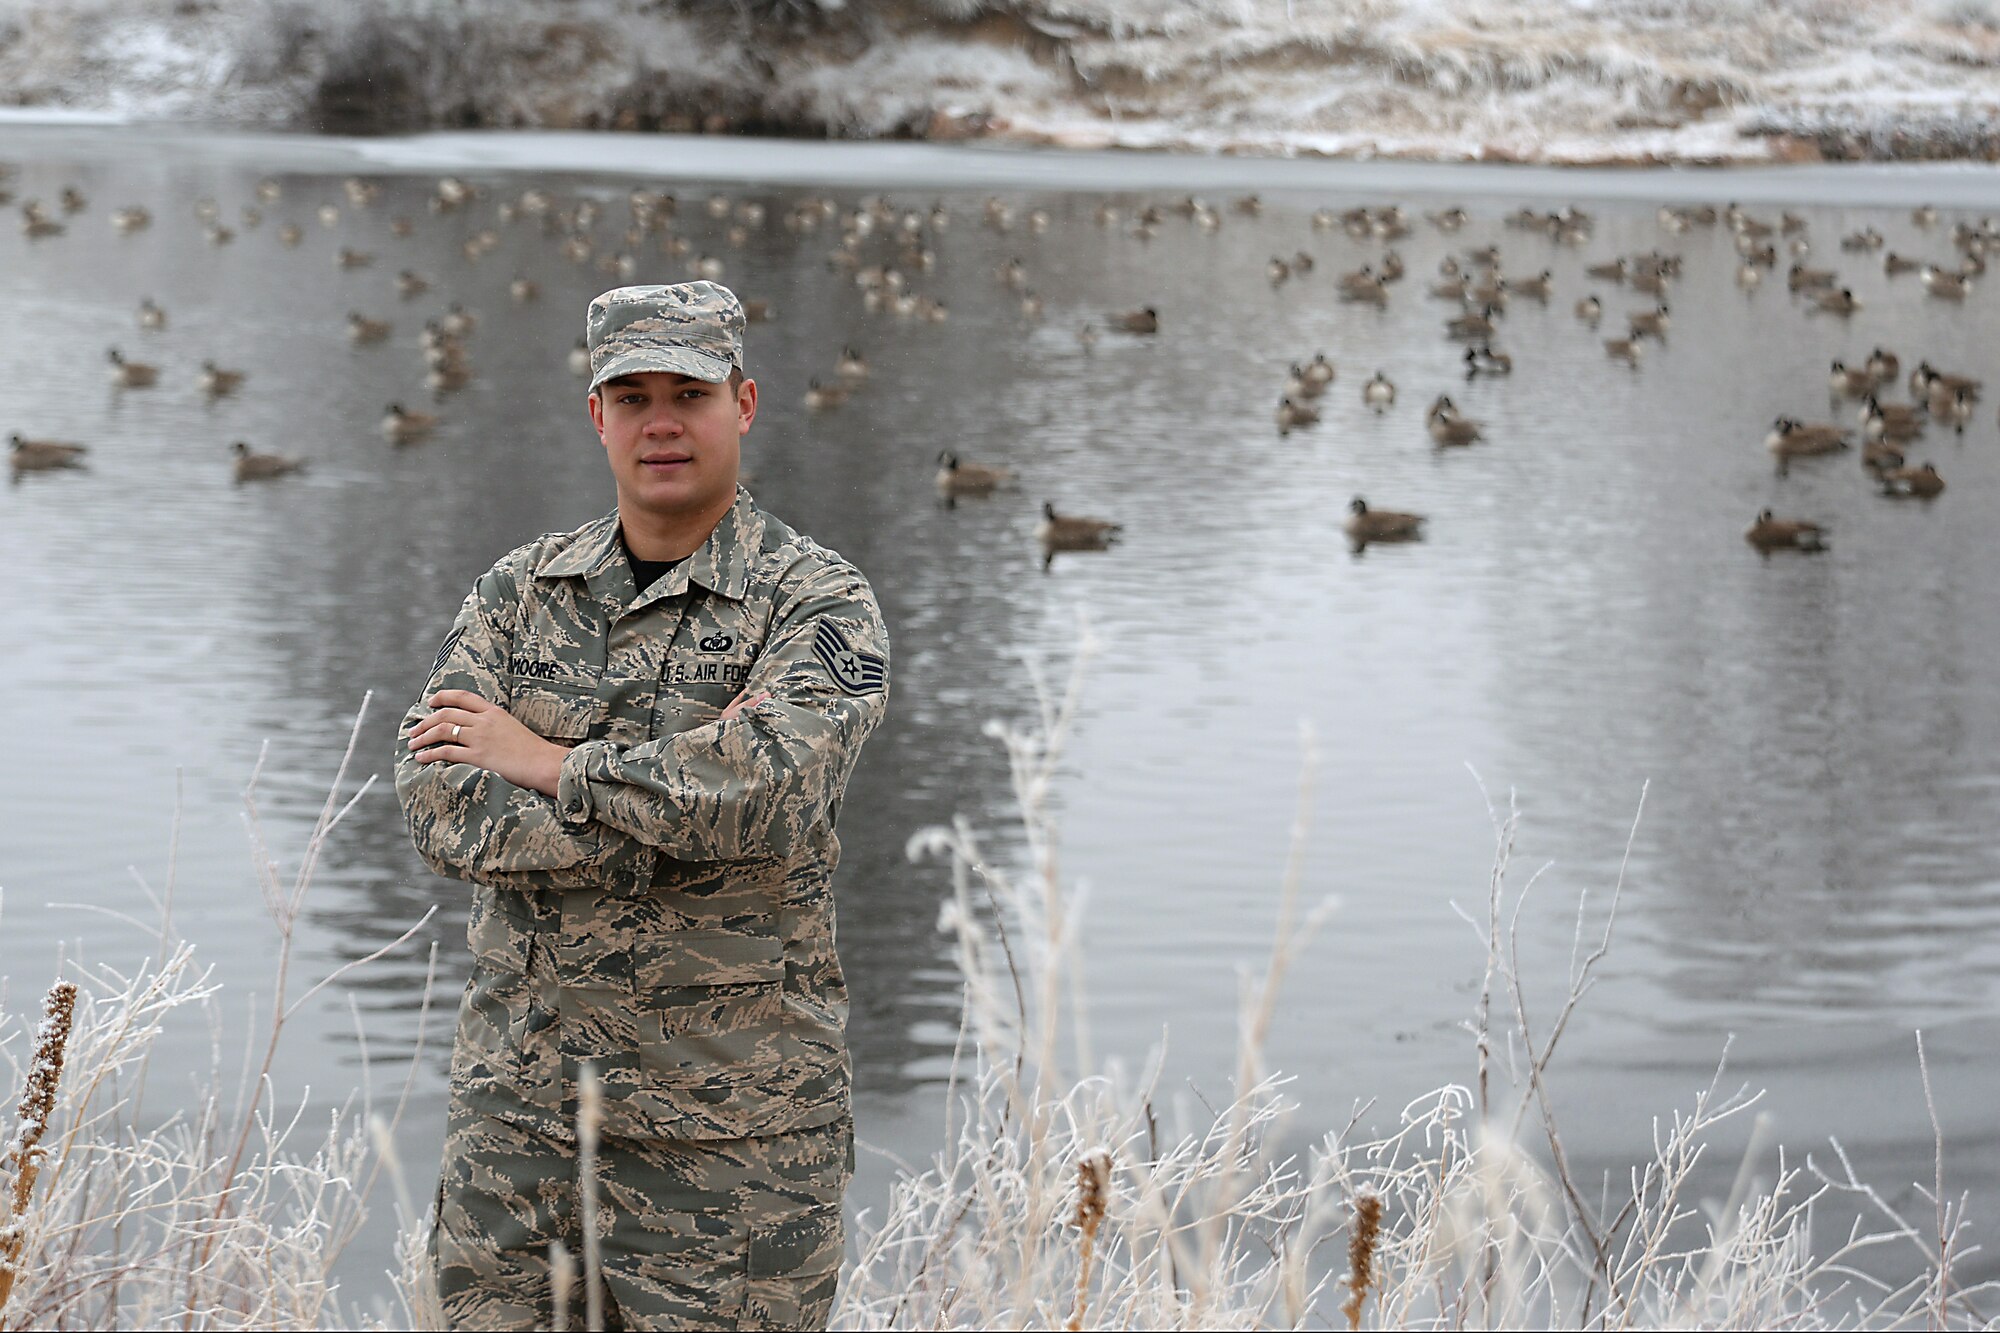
[3,123,1998,1306]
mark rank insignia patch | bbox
[812,620,886,696]
[431,626,465,679]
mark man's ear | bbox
[586,388,604,439]
[736,378,758,436]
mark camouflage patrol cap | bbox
[585,281,744,393]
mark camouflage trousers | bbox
[433,1097,851,1331]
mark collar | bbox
[533,488,760,609]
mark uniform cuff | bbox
[556,740,612,825]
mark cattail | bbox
[1341,1191,1384,1330]
[0,980,79,1312]
[549,1238,577,1333]
[1065,1147,1113,1333]
[577,1064,605,1333]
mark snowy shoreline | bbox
[4,0,2000,170]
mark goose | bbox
[439,304,478,337]
[1284,364,1323,401]
[110,205,151,233]
[1866,348,1900,385]
[1465,244,1502,268]
[1428,275,1470,302]
[1603,336,1643,366]
[204,223,235,246]
[21,203,64,239]
[1861,397,1926,442]
[568,340,592,378]
[1811,287,1859,316]
[231,441,305,482]
[1861,436,1906,472]
[1464,345,1512,377]
[1505,269,1554,301]
[1574,294,1602,325]
[1910,362,1982,402]
[1036,502,1121,552]
[426,362,473,394]
[1740,242,1777,268]
[836,347,869,380]
[198,360,245,396]
[1275,397,1321,434]
[508,276,539,304]
[1426,396,1485,447]
[107,349,157,388]
[1828,361,1874,399]
[1932,386,1975,432]
[1019,291,1044,321]
[1883,252,1920,276]
[1343,497,1425,545]
[1340,275,1389,307]
[1300,353,1336,391]
[1787,263,1836,292]
[1111,307,1159,334]
[380,404,437,443]
[1378,251,1406,282]
[935,451,1015,497]
[9,434,87,472]
[336,246,373,269]
[1780,211,1808,235]
[136,297,167,331]
[1920,265,1968,299]
[1291,250,1315,274]
[1468,276,1508,308]
[1841,227,1884,252]
[1266,257,1291,285]
[255,177,282,203]
[1745,510,1827,552]
[1426,208,1468,232]
[743,299,773,324]
[695,255,725,280]
[1362,371,1396,411]
[347,312,392,344]
[1627,269,1670,296]
[1912,204,1939,228]
[803,379,849,411]
[277,222,303,247]
[1764,418,1849,461]
[58,185,86,214]
[1585,257,1628,282]
[317,203,340,228]
[1445,306,1498,341]
[1627,303,1670,338]
[1879,463,1945,498]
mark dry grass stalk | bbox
[549,1239,577,1333]
[0,980,79,1314]
[578,1064,605,1333]
[1341,1192,1383,1330]
[1064,1147,1112,1332]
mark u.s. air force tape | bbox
[430,626,465,679]
[812,620,885,695]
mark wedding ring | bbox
[452,724,463,741]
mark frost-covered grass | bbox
[0,658,1991,1328]
[2,0,2000,160]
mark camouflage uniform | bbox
[397,445,888,1321]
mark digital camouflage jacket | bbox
[395,488,889,1143]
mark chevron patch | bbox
[812,620,886,695]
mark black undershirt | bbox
[620,531,684,598]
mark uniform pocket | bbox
[633,930,788,1088]
[507,676,606,743]
[741,1205,843,1331]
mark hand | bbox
[720,688,772,722]
[407,690,569,796]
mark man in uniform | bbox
[395,281,889,1330]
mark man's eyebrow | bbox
[602,375,644,389]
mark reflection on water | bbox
[3,126,1998,1295]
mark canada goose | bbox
[935,451,1015,497]
[277,223,303,247]
[836,347,869,380]
[439,304,478,338]
[1077,323,1099,353]
[1292,251,1315,274]
[568,340,592,379]
[1036,502,1121,552]
[1812,287,1859,316]
[1913,204,1939,228]
[1883,252,1920,276]
[1787,263,1836,292]
[1343,497,1425,545]
[136,297,167,332]
[1468,276,1508,308]
[1363,371,1396,411]
[1585,257,1628,282]
[1603,336,1643,366]
[1339,264,1381,294]
[110,205,151,233]
[380,404,437,443]
[1284,364,1323,401]
[1464,345,1512,377]
[1734,260,1763,290]
[1426,208,1468,232]
[1505,270,1554,301]
[21,202,64,239]
[1745,510,1827,552]
[1866,348,1900,384]
[1111,307,1159,334]
[394,270,431,300]
[1920,265,1968,299]
[317,204,340,228]
[1627,304,1670,338]
[1266,257,1291,285]
[106,349,157,388]
[1574,295,1602,325]
[9,434,87,472]
[347,312,391,344]
[1340,276,1389,307]
[743,299,773,323]
[427,361,473,393]
[695,255,725,280]
[1300,353,1336,390]
[198,361,245,396]
[1879,463,1945,498]
[231,440,305,482]
[1275,397,1321,435]
[1932,386,1975,432]
[1426,395,1485,447]
[1630,269,1673,297]
[1019,291,1044,321]
[336,246,373,269]
[803,379,849,411]
[1829,362,1874,399]
[1429,275,1470,302]
[1841,227,1884,252]
[1464,244,1501,268]
[1378,251,1406,283]
[1860,434,1906,471]
[1445,306,1498,341]
[1910,362,1982,402]
[1764,418,1849,463]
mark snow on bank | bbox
[3,0,2000,165]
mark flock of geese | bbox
[5,159,1991,564]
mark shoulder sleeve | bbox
[554,556,889,861]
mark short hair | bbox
[592,367,746,398]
